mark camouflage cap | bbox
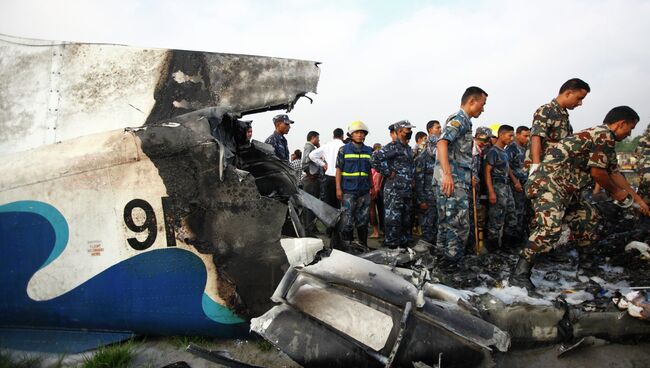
[273,114,294,124]
[475,126,492,138]
[393,120,416,130]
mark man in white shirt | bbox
[309,128,345,211]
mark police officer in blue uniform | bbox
[415,120,441,244]
[336,121,374,246]
[435,87,488,265]
[505,126,531,245]
[264,114,293,162]
[372,120,416,248]
[485,125,520,251]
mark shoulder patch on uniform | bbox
[449,120,461,128]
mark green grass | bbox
[168,335,212,349]
[81,341,134,368]
[0,351,42,368]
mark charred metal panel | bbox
[146,51,320,124]
[237,140,299,198]
[0,34,320,155]
[477,294,650,347]
[253,250,510,367]
[134,109,292,318]
[252,304,384,368]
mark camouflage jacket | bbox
[524,99,571,169]
[485,145,510,183]
[372,140,414,196]
[415,135,438,203]
[506,142,527,183]
[529,125,618,198]
[434,109,474,189]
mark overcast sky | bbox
[1,0,649,151]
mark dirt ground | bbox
[7,336,299,368]
[12,336,650,367]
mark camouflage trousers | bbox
[418,192,438,244]
[522,185,600,262]
[341,193,371,233]
[467,190,488,250]
[436,185,470,261]
[510,181,529,241]
[486,182,518,243]
[384,190,412,248]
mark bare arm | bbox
[611,171,647,206]
[590,167,626,201]
[509,168,522,192]
[530,135,542,164]
[485,163,496,204]
[335,168,343,201]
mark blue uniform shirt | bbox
[415,135,438,203]
[486,145,510,183]
[434,109,473,189]
[264,131,289,162]
[506,142,527,183]
[371,140,414,196]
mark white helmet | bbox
[347,120,369,135]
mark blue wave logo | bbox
[0,200,245,336]
[0,200,69,269]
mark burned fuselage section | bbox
[0,34,327,348]
[134,107,337,318]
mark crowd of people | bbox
[263,79,650,293]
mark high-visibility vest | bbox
[341,143,372,193]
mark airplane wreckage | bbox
[1,34,650,367]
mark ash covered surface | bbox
[432,230,650,314]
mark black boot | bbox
[342,230,354,243]
[356,226,368,247]
[485,238,500,253]
[502,234,522,252]
[510,257,537,292]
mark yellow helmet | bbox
[348,120,369,135]
[489,123,501,137]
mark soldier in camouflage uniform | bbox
[511,106,650,291]
[506,126,531,245]
[525,79,590,179]
[372,120,416,248]
[435,87,488,264]
[637,124,650,204]
[485,125,521,251]
[415,120,441,244]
